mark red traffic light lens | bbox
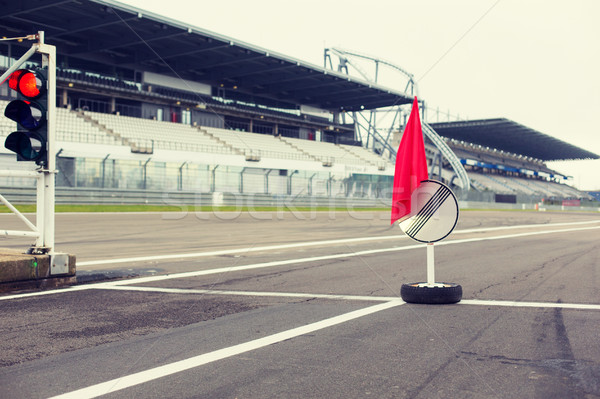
[19,71,43,98]
[8,69,45,99]
[8,69,26,91]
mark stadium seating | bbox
[469,172,515,194]
[0,100,591,201]
[203,127,312,161]
[56,108,118,145]
[504,176,541,195]
[83,111,233,155]
[280,136,364,165]
[339,144,393,169]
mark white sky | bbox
[121,0,600,191]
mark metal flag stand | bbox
[398,180,462,303]
[426,243,439,287]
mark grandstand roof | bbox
[430,118,600,161]
[1,0,413,112]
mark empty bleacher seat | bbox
[56,108,118,145]
[84,111,232,154]
[280,136,365,165]
[205,127,312,161]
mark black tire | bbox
[400,282,462,304]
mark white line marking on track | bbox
[101,243,421,286]
[3,223,600,301]
[76,235,411,266]
[93,285,400,302]
[0,285,92,301]
[101,224,600,287]
[95,286,600,311]
[453,219,599,234]
[48,300,404,399]
[461,299,600,310]
[77,219,600,267]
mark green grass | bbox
[0,204,390,213]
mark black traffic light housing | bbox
[4,67,48,166]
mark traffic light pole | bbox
[37,32,56,254]
[0,32,65,271]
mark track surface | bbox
[1,210,599,398]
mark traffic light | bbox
[4,67,48,166]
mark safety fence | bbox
[0,156,393,200]
[0,186,390,210]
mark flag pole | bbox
[426,243,435,286]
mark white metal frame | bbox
[0,32,56,255]
[324,48,471,192]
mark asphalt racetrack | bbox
[1,209,599,398]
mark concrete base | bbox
[0,249,76,293]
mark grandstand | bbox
[430,119,599,203]
[1,0,598,207]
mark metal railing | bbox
[0,170,43,239]
[422,122,470,191]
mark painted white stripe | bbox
[93,285,400,302]
[436,225,600,248]
[453,219,599,234]
[3,224,600,301]
[0,285,92,301]
[103,243,426,286]
[105,224,600,287]
[77,219,600,267]
[461,299,600,310]
[76,234,410,266]
[96,287,600,311]
[48,300,404,399]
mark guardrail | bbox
[3,186,597,212]
[422,122,471,191]
[0,171,41,238]
[0,186,389,208]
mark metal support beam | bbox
[287,170,298,196]
[178,161,187,191]
[324,47,470,192]
[210,165,219,192]
[264,169,273,194]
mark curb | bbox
[0,249,76,293]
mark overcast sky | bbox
[122,0,600,190]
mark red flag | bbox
[391,97,428,224]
